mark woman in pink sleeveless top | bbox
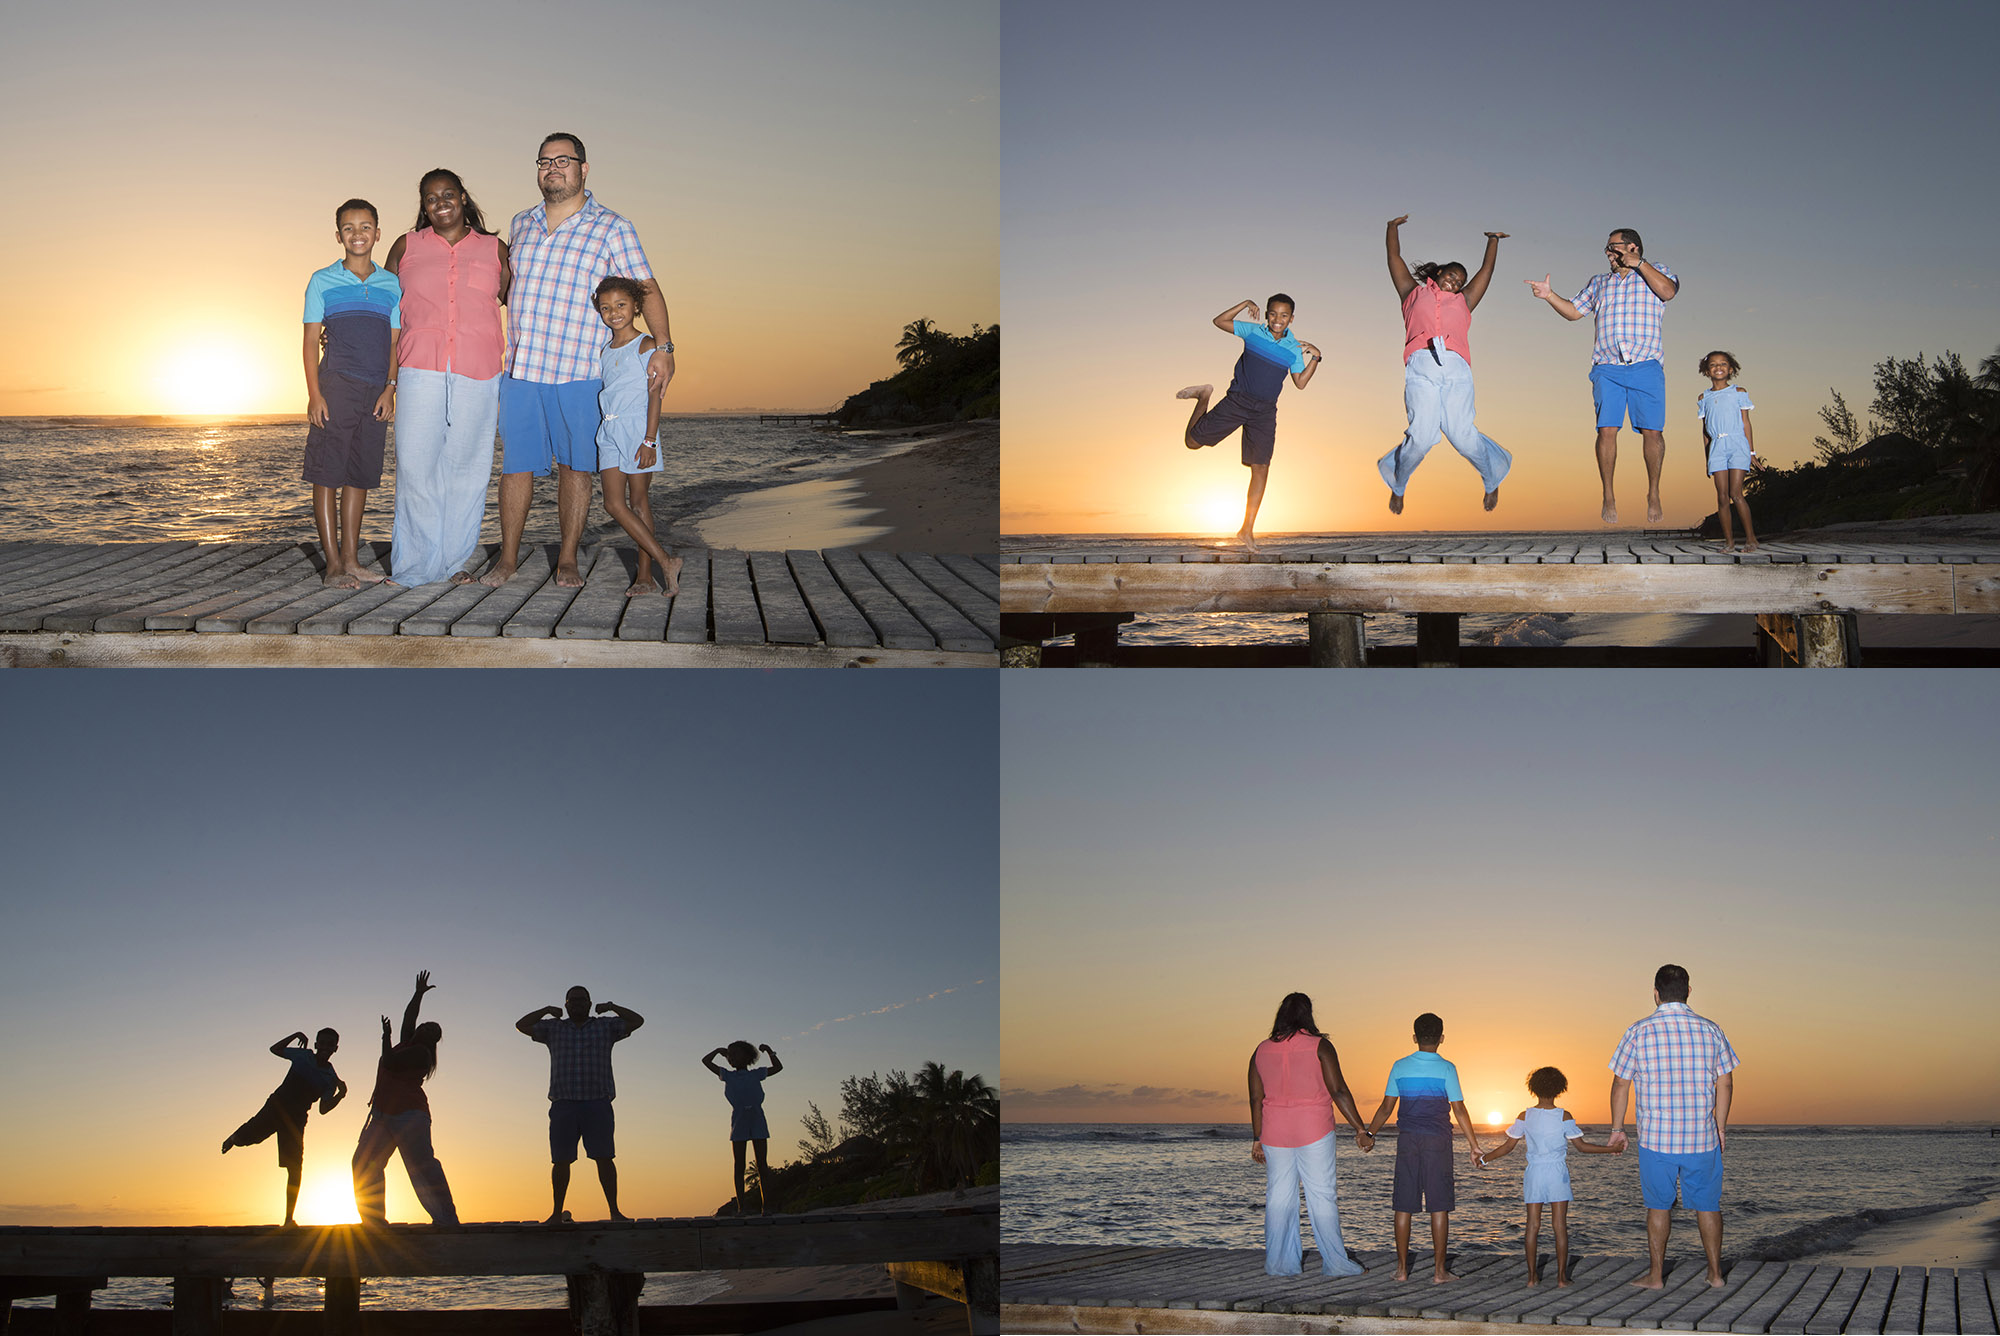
[1249,992,1373,1276]
[1377,215,1513,517]
[383,169,511,587]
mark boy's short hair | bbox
[1698,350,1741,378]
[1413,1012,1444,1044]
[1655,964,1691,1003]
[315,1027,340,1045]
[540,131,587,163]
[1266,292,1296,314]
[334,198,378,227]
[726,1040,758,1067]
[1527,1066,1568,1099]
[595,275,645,307]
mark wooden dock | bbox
[0,1206,998,1335]
[0,541,998,667]
[757,413,840,426]
[999,533,2000,667]
[1000,1242,2000,1334]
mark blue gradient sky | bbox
[1002,672,2000,1124]
[0,673,997,1224]
[1003,0,2000,533]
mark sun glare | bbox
[1486,1109,1504,1125]
[155,338,270,416]
[294,1173,361,1225]
[1194,487,1240,534]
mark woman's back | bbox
[1254,1031,1334,1147]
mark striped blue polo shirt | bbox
[1228,318,1310,402]
[303,259,401,385]
[1384,1050,1464,1138]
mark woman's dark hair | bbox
[1697,350,1740,378]
[1268,992,1322,1041]
[596,275,646,307]
[1527,1066,1568,1099]
[726,1040,758,1067]
[413,169,489,235]
[404,1022,443,1083]
[1412,261,1467,287]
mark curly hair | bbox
[1527,1066,1568,1099]
[1698,350,1741,379]
[595,275,646,308]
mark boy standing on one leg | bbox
[1362,1012,1484,1283]
[222,1029,347,1226]
[1178,295,1321,552]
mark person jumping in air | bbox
[1476,1066,1622,1287]
[702,1041,784,1214]
[222,1028,347,1226]
[1379,217,1512,515]
[1178,295,1321,552]
[1696,352,1758,553]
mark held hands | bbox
[1606,1128,1628,1150]
[1355,1128,1376,1153]
[372,386,396,422]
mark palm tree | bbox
[899,1061,998,1191]
[895,318,947,369]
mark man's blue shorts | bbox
[549,1098,616,1164]
[1590,360,1667,432]
[499,376,603,476]
[1637,1145,1723,1212]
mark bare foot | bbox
[1433,1269,1458,1284]
[1646,495,1664,524]
[543,1210,572,1226]
[1744,541,1759,552]
[449,571,477,585]
[1601,502,1618,525]
[1723,544,1739,554]
[661,554,683,596]
[322,568,361,590]
[608,1210,631,1222]
[1235,529,1259,554]
[626,579,656,598]
[1557,1277,1572,1288]
[478,560,518,587]
[1393,1268,1410,1282]
[1524,1274,1539,1288]
[1707,1273,1727,1289]
[1630,1275,1665,1290]
[350,566,388,585]
[1389,492,1404,515]
[1484,488,1499,512]
[1176,384,1213,400]
[555,561,584,588]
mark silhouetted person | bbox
[702,1041,784,1214]
[222,1027,347,1226]
[353,970,459,1225]
[517,985,644,1223]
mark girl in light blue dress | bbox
[702,1041,784,1214]
[1477,1067,1621,1288]
[1697,351,1759,552]
[593,276,683,596]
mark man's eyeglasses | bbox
[536,156,579,170]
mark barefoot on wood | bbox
[351,566,387,585]
[555,561,584,588]
[478,560,518,587]
[1630,1276,1665,1290]
[1235,528,1259,554]
[449,571,477,585]
[1432,1269,1459,1284]
[661,554,683,596]
[322,568,361,590]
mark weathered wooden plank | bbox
[664,550,712,644]
[347,581,457,636]
[1699,1261,1792,1330]
[1474,1256,1621,1322]
[398,580,499,637]
[748,551,821,646]
[85,544,296,631]
[1001,560,1959,616]
[1766,1264,1844,1334]
[938,553,999,604]
[824,550,936,649]
[785,551,878,647]
[1525,1258,1642,1325]
[1957,1269,1998,1335]
[1662,1262,1772,1331]
[970,552,1000,574]
[449,548,555,638]
[244,580,379,634]
[1834,1266,1904,1335]
[502,552,591,638]
[138,549,321,630]
[555,547,634,640]
[1731,1264,1818,1333]
[1551,1261,1660,1324]
[1881,1265,1927,1335]
[1385,1255,1507,1317]
[860,551,993,651]
[1588,1255,1717,1327]
[708,550,766,644]
[1923,1270,1960,1336]
[902,551,1000,635]
[613,572,673,640]
[11,544,220,629]
[0,543,196,626]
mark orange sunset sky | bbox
[0,2,996,418]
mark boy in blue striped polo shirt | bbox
[1177,294,1321,552]
[301,199,401,588]
[1362,1012,1485,1284]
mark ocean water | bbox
[1003,1123,2000,1262]
[20,1270,733,1312]
[0,415,906,548]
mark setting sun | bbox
[293,1172,361,1226]
[1193,486,1241,534]
[1486,1109,1504,1125]
[153,337,278,416]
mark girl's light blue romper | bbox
[1506,1106,1584,1204]
[595,336,662,474]
[721,1067,770,1141]
[1698,386,1754,474]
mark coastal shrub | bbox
[840,324,999,426]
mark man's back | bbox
[1610,1003,1738,1153]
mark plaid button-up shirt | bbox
[1571,262,1679,366]
[506,191,655,384]
[532,1014,629,1101]
[1609,1002,1738,1154]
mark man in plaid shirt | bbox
[517,984,646,1223]
[482,132,676,589]
[1607,964,1737,1290]
[1526,229,1679,526]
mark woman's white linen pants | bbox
[1264,1131,1364,1277]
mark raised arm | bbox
[1290,344,1321,391]
[1247,1053,1267,1162]
[1385,216,1416,299]
[702,1047,729,1077]
[401,970,434,1044]
[270,1032,307,1057]
[1713,1071,1733,1151]
[1607,1075,1632,1149]
[1213,299,1258,332]
[381,1014,393,1057]
[321,1077,347,1116]
[1526,275,1585,321]
[595,1000,645,1032]
[517,1005,561,1037]
[1462,232,1509,311]
[1317,1038,1374,1150]
[761,1043,783,1077]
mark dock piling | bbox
[1306,611,1364,667]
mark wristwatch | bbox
[655,340,675,355]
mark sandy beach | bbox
[698,420,997,552]
[1801,1193,2000,1269]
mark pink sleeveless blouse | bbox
[1254,1031,1336,1148]
[397,228,505,379]
[1401,279,1473,367]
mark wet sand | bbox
[1806,1193,2000,1269]
[698,421,997,552]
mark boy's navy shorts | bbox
[1391,1133,1455,1213]
[303,371,388,489]
[1189,389,1278,467]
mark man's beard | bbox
[540,178,582,205]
